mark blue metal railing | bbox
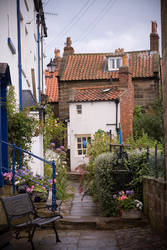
[0,140,57,210]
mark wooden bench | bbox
[0,193,62,250]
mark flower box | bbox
[121,208,142,219]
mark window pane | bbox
[77,138,81,142]
[82,137,86,141]
[78,150,82,155]
[78,144,81,149]
[112,59,115,69]
[83,150,86,155]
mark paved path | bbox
[70,181,100,217]
[3,180,167,250]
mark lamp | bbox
[47,59,56,73]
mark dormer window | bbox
[108,57,122,71]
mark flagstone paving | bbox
[2,179,167,249]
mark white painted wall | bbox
[0,0,46,175]
[68,101,120,171]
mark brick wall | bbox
[119,66,134,141]
[143,177,167,241]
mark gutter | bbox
[17,0,23,111]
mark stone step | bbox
[57,216,149,230]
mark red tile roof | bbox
[45,70,58,102]
[70,86,124,102]
[60,50,156,81]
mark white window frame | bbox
[76,104,82,114]
[108,57,122,71]
[76,135,91,156]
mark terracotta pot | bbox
[121,208,142,219]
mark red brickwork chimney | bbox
[150,21,159,51]
[63,37,74,56]
[119,55,134,141]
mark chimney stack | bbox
[150,21,159,51]
[63,37,74,56]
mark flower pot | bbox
[121,208,142,219]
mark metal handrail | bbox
[0,140,57,210]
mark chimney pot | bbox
[54,49,60,57]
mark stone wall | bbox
[143,177,167,240]
[161,0,167,178]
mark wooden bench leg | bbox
[52,222,61,242]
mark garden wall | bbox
[143,177,167,240]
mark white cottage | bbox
[0,0,47,175]
[68,86,125,171]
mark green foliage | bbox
[43,105,66,151]
[94,152,119,216]
[44,147,73,201]
[94,149,151,216]
[7,86,38,166]
[133,98,163,143]
[126,132,162,150]
[76,131,111,200]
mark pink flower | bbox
[26,187,31,192]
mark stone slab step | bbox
[57,216,149,230]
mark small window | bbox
[76,104,82,114]
[76,136,91,155]
[108,57,122,71]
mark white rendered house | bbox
[68,86,124,171]
[0,0,47,175]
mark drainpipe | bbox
[37,13,41,104]
[17,0,23,111]
[115,99,119,134]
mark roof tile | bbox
[71,86,123,102]
[45,70,58,102]
[60,51,156,81]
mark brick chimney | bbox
[150,21,159,51]
[53,48,61,69]
[119,55,134,141]
[63,37,74,56]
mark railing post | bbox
[19,146,22,169]
[155,144,158,178]
[147,146,149,165]
[12,143,16,194]
[52,160,57,211]
[109,130,112,152]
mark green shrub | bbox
[94,152,119,216]
[94,150,152,216]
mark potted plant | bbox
[3,166,51,202]
[113,190,143,218]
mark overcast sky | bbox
[43,0,161,68]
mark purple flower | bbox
[126,190,134,195]
[50,142,55,148]
[56,148,61,152]
[113,194,117,199]
[60,146,65,150]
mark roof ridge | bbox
[73,85,118,90]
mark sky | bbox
[43,0,161,68]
